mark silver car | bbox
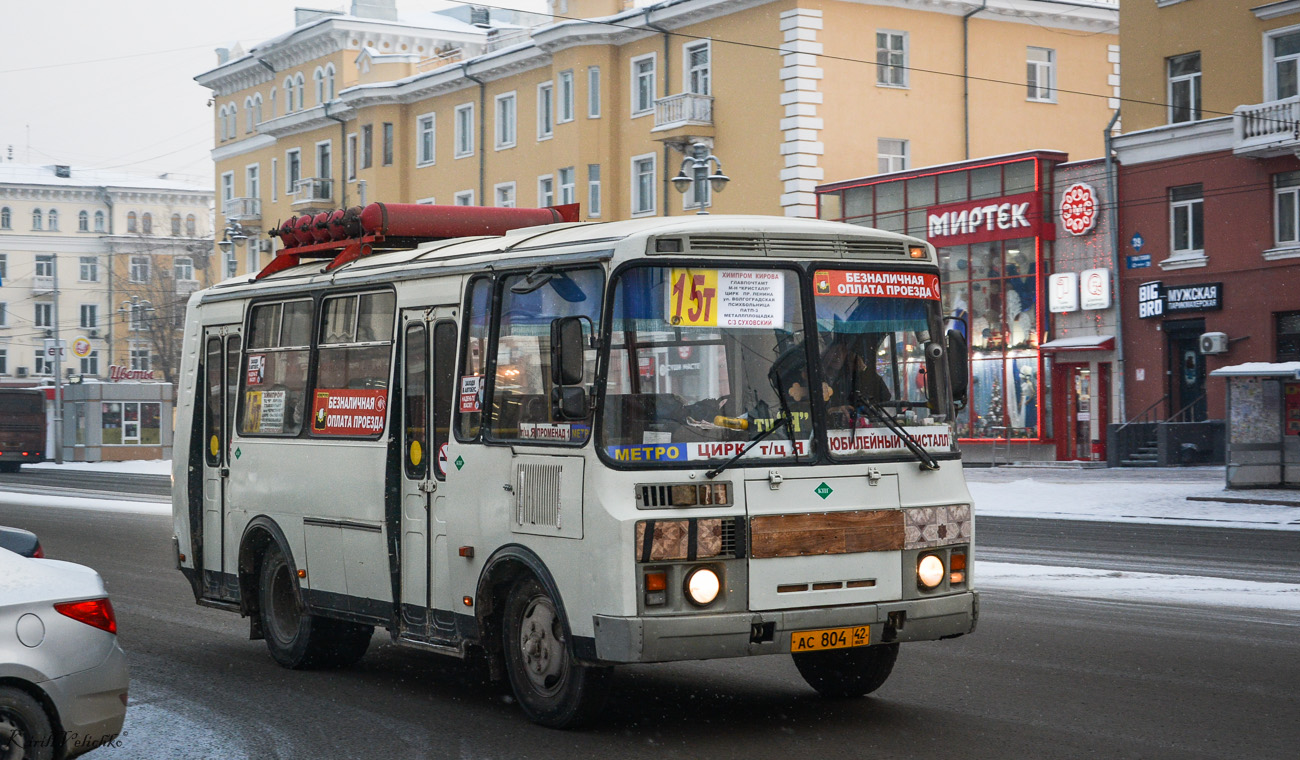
[0,546,128,759]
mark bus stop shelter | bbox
[1209,362,1300,489]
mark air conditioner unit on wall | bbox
[1200,332,1229,355]
[15,367,28,377]
[88,329,99,338]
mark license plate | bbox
[790,625,870,652]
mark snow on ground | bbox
[0,489,169,515]
[978,562,1300,612]
[27,459,171,476]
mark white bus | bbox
[172,204,977,727]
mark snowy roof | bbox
[1210,362,1300,379]
[0,163,211,194]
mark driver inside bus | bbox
[820,333,891,423]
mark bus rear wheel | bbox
[792,642,899,698]
[258,544,372,669]
[502,577,610,729]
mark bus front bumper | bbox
[590,590,977,664]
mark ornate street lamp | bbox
[673,142,729,214]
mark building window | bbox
[225,250,237,279]
[0,254,5,282]
[417,113,436,166]
[588,66,601,118]
[253,93,263,126]
[1169,184,1204,257]
[1272,30,1300,100]
[346,133,358,180]
[455,103,475,158]
[454,190,475,206]
[538,175,554,207]
[538,81,554,139]
[283,76,296,112]
[0,349,5,375]
[78,210,89,232]
[1276,171,1300,247]
[382,122,394,165]
[131,255,151,283]
[0,206,9,229]
[186,214,196,236]
[558,70,575,123]
[496,92,517,148]
[32,209,42,230]
[878,138,908,174]
[35,352,50,376]
[80,256,98,282]
[130,348,151,371]
[1027,47,1055,101]
[94,210,105,232]
[876,31,908,87]
[632,55,656,116]
[171,213,182,236]
[80,351,99,376]
[80,304,97,329]
[47,209,58,231]
[632,154,656,216]
[1277,311,1300,361]
[245,96,255,132]
[0,302,6,328]
[35,255,54,279]
[558,167,575,205]
[221,172,234,204]
[361,124,373,169]
[685,41,711,95]
[587,164,602,218]
[245,164,260,200]
[141,213,152,235]
[294,73,305,112]
[495,182,516,208]
[325,64,336,100]
[316,141,332,180]
[127,211,138,233]
[314,67,325,104]
[1168,52,1201,124]
[34,302,52,329]
[175,256,194,281]
[286,149,301,193]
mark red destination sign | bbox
[813,270,940,300]
[311,388,388,436]
[925,191,1053,246]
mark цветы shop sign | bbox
[925,191,1054,246]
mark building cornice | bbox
[1252,0,1300,21]
[1112,117,1235,166]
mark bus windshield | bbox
[601,265,813,465]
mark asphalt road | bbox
[1,497,1297,759]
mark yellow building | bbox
[197,0,1118,274]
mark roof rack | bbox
[260,202,581,280]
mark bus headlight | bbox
[684,566,721,606]
[917,554,945,590]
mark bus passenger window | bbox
[456,277,492,441]
[488,267,603,444]
[311,291,397,438]
[240,299,312,437]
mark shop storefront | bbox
[818,151,1066,460]
[55,378,174,461]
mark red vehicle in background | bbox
[0,389,46,472]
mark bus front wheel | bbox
[502,576,610,728]
[257,544,372,669]
[792,642,899,698]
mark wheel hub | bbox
[0,712,26,760]
[518,597,566,694]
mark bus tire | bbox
[792,642,899,698]
[257,544,372,669]
[502,576,609,729]
[0,686,55,760]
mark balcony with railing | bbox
[32,276,54,294]
[223,197,261,223]
[175,280,200,295]
[651,92,715,145]
[416,48,463,73]
[1234,96,1300,157]
[292,177,334,211]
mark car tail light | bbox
[32,543,44,559]
[55,598,117,635]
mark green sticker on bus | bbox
[815,482,833,499]
[455,455,465,471]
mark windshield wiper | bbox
[705,416,788,480]
[851,392,940,471]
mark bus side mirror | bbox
[550,316,585,386]
[551,386,588,421]
[946,328,969,408]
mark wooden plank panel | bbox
[750,510,903,559]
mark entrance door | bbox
[201,326,241,599]
[1166,319,1207,421]
[398,307,458,639]
[1053,362,1110,461]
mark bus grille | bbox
[844,239,908,258]
[665,235,909,259]
[516,463,563,529]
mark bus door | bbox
[398,308,458,637]
[201,326,242,599]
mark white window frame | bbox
[1266,25,1300,101]
[271,158,278,202]
[416,196,437,205]
[538,174,555,207]
[315,139,332,180]
[558,166,575,205]
[286,149,301,193]
[876,30,908,88]
[587,66,601,118]
[495,92,518,149]
[1275,172,1300,247]
[631,153,657,217]
[130,255,151,284]
[283,77,296,112]
[631,54,657,117]
[347,132,358,180]
[1167,52,1201,124]
[454,190,475,206]
[417,112,437,166]
[246,163,260,199]
[877,138,909,174]
[34,255,54,279]
[495,181,517,208]
[94,210,105,232]
[34,302,52,329]
[0,301,6,328]
[79,256,98,282]
[558,70,575,123]
[455,103,475,158]
[79,304,97,329]
[80,350,98,377]
[78,210,89,232]
[221,171,235,203]
[1169,185,1205,258]
[537,81,555,140]
[313,66,325,105]
[587,164,602,218]
[1027,47,1056,102]
[684,40,711,96]
[174,256,195,282]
